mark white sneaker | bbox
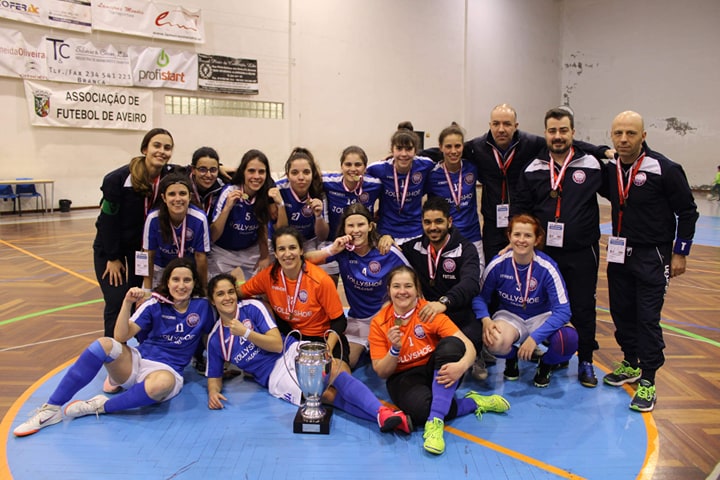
[13,403,62,437]
[64,395,109,419]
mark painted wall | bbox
[0,0,563,208]
[561,0,720,187]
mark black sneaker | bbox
[503,357,519,380]
[629,379,656,412]
[533,360,553,388]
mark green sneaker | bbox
[464,391,511,419]
[422,418,445,455]
[603,360,641,386]
[629,379,656,412]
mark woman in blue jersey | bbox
[306,203,409,367]
[13,258,215,437]
[142,174,210,290]
[205,273,412,434]
[366,122,434,245]
[209,149,276,280]
[472,214,578,388]
[425,123,485,272]
[273,147,332,275]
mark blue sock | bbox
[428,369,458,421]
[456,397,477,417]
[331,371,381,422]
[48,341,106,406]
[104,381,157,413]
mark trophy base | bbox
[293,406,333,434]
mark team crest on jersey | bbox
[633,172,647,186]
[529,277,539,291]
[411,172,423,185]
[413,324,427,339]
[301,204,314,217]
[242,319,253,331]
[183,228,194,241]
[464,173,475,185]
[358,192,369,203]
[186,313,200,327]
[368,261,381,274]
[298,290,309,303]
[572,170,586,184]
[442,258,456,273]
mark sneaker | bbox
[533,360,553,388]
[603,360,641,386]
[503,357,519,380]
[64,395,109,419]
[578,361,598,388]
[464,391,510,419]
[102,375,122,394]
[13,404,62,437]
[423,418,445,455]
[629,379,656,412]
[471,354,488,381]
[377,406,413,434]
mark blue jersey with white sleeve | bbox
[131,297,215,375]
[425,161,482,242]
[271,178,327,242]
[366,156,433,239]
[143,204,210,268]
[472,250,571,344]
[211,184,261,251]
[328,246,409,319]
[322,173,382,240]
[206,299,295,387]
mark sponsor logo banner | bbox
[197,53,258,95]
[0,0,91,33]
[0,27,47,79]
[24,79,153,130]
[92,0,204,44]
[46,36,132,86]
[129,45,197,90]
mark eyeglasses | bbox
[195,167,219,175]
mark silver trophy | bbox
[284,330,337,434]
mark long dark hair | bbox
[270,226,307,282]
[284,147,325,200]
[156,257,205,299]
[231,149,275,224]
[129,128,174,196]
[155,173,193,244]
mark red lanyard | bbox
[219,305,240,362]
[549,147,574,220]
[392,162,411,212]
[393,304,417,326]
[511,256,533,310]
[427,236,450,285]
[491,146,516,203]
[615,153,646,235]
[342,176,364,197]
[280,269,304,322]
[171,217,187,258]
[144,176,161,217]
[442,162,462,209]
[239,185,257,205]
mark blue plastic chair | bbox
[0,184,18,213]
[15,178,44,214]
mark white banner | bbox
[24,80,153,130]
[0,0,91,33]
[46,36,133,86]
[92,0,204,44]
[0,27,47,79]
[129,46,197,90]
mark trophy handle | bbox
[323,329,344,387]
[283,329,303,391]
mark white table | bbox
[0,179,55,214]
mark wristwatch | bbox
[438,296,450,307]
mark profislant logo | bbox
[137,49,185,83]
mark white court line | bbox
[0,330,102,352]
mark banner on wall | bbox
[197,54,259,95]
[0,0,91,33]
[129,46,197,90]
[0,27,47,79]
[92,0,204,44]
[46,36,133,86]
[24,80,153,130]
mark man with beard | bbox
[511,108,607,388]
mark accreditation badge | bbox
[607,236,627,264]
[496,204,509,228]
[135,251,149,277]
[546,222,564,248]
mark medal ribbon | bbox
[393,303,417,326]
[491,146,516,203]
[392,162,411,212]
[615,152,646,235]
[442,163,462,209]
[151,292,175,304]
[239,185,257,205]
[342,175,364,198]
[144,176,161,217]
[427,236,450,284]
[280,269,304,321]
[511,256,533,310]
[549,147,574,220]
[171,217,187,258]
[219,305,240,362]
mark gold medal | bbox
[394,317,403,327]
[550,190,558,199]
